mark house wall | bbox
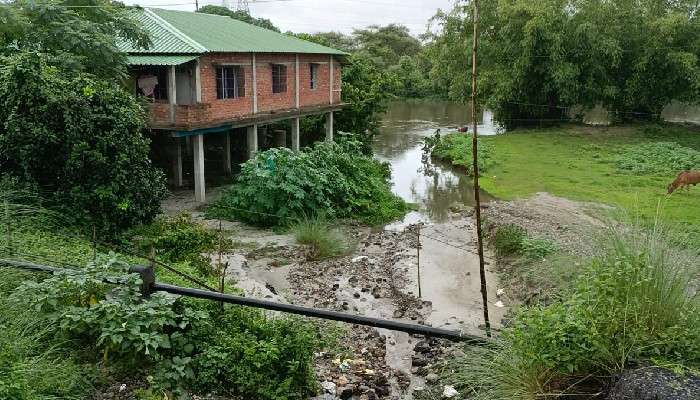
[141,52,342,128]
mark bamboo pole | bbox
[470,0,492,337]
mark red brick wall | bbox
[147,52,343,128]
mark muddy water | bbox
[374,101,499,225]
[375,101,507,334]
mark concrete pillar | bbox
[329,55,334,104]
[252,53,258,114]
[247,124,258,159]
[295,54,300,109]
[195,59,202,103]
[325,112,334,141]
[168,65,177,123]
[223,132,232,174]
[172,138,183,187]
[291,117,300,152]
[193,134,205,203]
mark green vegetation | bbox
[1,185,325,399]
[428,132,494,176]
[444,221,700,399]
[435,124,700,238]
[0,52,167,236]
[292,215,351,260]
[491,224,558,260]
[208,141,407,227]
[427,0,700,127]
[615,141,700,174]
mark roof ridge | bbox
[144,8,207,53]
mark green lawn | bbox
[472,124,700,239]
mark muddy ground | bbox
[173,191,606,399]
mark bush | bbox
[0,52,167,236]
[292,215,351,260]
[207,141,407,226]
[448,220,700,399]
[127,213,218,275]
[491,224,527,257]
[615,141,700,174]
[429,133,494,176]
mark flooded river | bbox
[374,100,498,224]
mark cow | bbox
[667,170,700,194]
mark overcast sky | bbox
[126,0,456,36]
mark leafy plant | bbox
[520,237,558,260]
[0,52,168,237]
[615,141,700,174]
[429,133,494,176]
[292,215,351,260]
[127,213,218,276]
[207,140,407,226]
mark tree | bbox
[353,24,422,68]
[197,5,280,32]
[0,52,168,235]
[426,0,700,127]
[0,0,149,80]
[290,31,357,53]
[336,54,398,154]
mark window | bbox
[216,66,245,99]
[310,63,319,90]
[272,64,287,94]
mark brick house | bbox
[121,8,346,202]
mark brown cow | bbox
[667,170,700,194]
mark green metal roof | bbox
[127,54,199,66]
[120,8,346,60]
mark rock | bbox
[336,375,349,386]
[607,367,700,400]
[392,309,405,318]
[442,385,459,398]
[413,340,431,354]
[321,381,337,396]
[426,373,439,383]
[411,354,428,367]
[352,256,369,263]
[366,389,378,400]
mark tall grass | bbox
[292,215,351,260]
[446,217,700,399]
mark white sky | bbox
[125,0,456,36]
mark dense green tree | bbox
[353,24,422,68]
[426,0,700,127]
[0,0,149,80]
[0,52,167,235]
[197,5,280,32]
[336,54,398,154]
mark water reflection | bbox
[375,101,497,223]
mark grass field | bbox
[470,123,700,239]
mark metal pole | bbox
[470,0,492,337]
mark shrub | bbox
[520,237,558,260]
[491,224,527,256]
[127,213,218,275]
[615,141,700,174]
[207,140,407,226]
[448,220,700,399]
[0,52,168,236]
[429,133,494,176]
[292,215,351,260]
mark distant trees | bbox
[426,0,700,127]
[197,5,280,32]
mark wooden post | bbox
[470,0,491,337]
[416,224,422,298]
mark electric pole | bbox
[470,0,491,337]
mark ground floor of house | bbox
[149,111,336,203]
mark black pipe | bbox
[153,283,488,344]
[0,259,65,273]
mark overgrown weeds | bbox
[446,218,700,399]
[292,215,352,260]
[491,223,558,260]
[426,132,494,176]
[615,141,700,174]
